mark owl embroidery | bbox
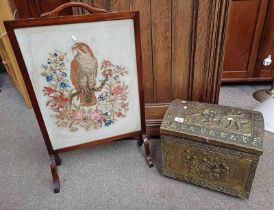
[70,42,98,106]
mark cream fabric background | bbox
[14,19,141,150]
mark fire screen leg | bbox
[54,153,62,166]
[141,134,153,167]
[49,155,60,193]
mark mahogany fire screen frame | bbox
[4,2,152,193]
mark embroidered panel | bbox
[14,19,141,149]
[41,48,129,132]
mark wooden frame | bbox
[4,2,153,193]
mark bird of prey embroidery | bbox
[70,42,98,106]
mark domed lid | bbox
[161,99,264,155]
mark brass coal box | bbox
[160,100,264,198]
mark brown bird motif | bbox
[70,42,98,106]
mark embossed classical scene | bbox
[161,100,263,148]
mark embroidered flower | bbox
[72,110,85,122]
[111,84,124,96]
[121,103,128,109]
[102,60,112,69]
[104,119,113,126]
[103,69,112,78]
[98,95,105,101]
[79,121,87,127]
[43,86,55,96]
[59,81,69,89]
[94,122,102,129]
[121,95,127,100]
[46,74,54,82]
[116,112,122,117]
[90,111,102,122]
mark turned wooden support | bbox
[54,153,62,166]
[49,155,60,193]
[141,134,153,167]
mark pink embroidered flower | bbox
[72,110,85,122]
[121,103,128,109]
[102,60,112,68]
[121,95,127,100]
[79,121,87,127]
[111,84,124,96]
[116,112,122,117]
[90,111,102,122]
[102,69,112,78]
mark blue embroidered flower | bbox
[59,81,69,89]
[54,52,58,57]
[114,75,119,80]
[61,72,67,77]
[98,95,105,101]
[104,119,113,126]
[46,74,53,82]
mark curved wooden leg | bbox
[54,153,62,166]
[49,155,60,193]
[142,134,153,167]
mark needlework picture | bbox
[14,19,141,149]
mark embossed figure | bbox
[185,153,229,181]
[224,113,249,130]
[201,109,221,123]
[189,109,221,125]
[70,42,98,106]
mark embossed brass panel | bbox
[161,100,264,155]
[162,137,259,198]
